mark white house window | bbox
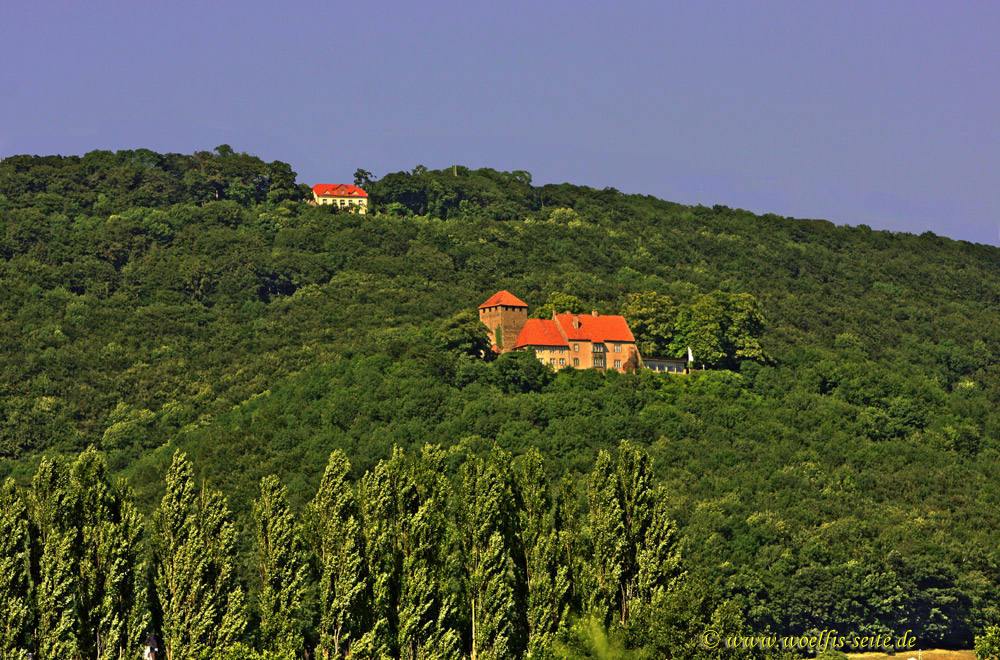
[573,358,579,366]
[614,360,622,369]
[559,358,566,366]
[614,344,622,352]
[574,344,579,352]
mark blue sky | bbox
[3,1,999,245]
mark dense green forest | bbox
[2,147,1000,658]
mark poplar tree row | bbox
[1,448,146,659]
[0,441,757,660]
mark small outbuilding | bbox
[642,356,690,374]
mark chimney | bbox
[573,314,580,329]
[591,309,599,317]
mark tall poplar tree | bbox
[518,450,570,659]
[587,449,626,627]
[305,451,370,659]
[37,532,78,659]
[553,473,583,612]
[0,478,32,656]
[71,447,148,660]
[254,475,308,659]
[70,447,111,656]
[359,448,405,659]
[587,441,682,630]
[634,488,682,609]
[620,485,684,652]
[154,451,245,660]
[397,445,461,660]
[615,440,655,625]
[97,479,148,660]
[361,445,460,660]
[32,457,79,659]
[459,446,525,660]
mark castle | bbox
[478,291,641,372]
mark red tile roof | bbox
[312,184,368,198]
[478,290,528,309]
[515,319,568,348]
[553,313,635,343]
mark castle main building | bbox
[478,290,640,372]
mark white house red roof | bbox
[312,184,368,198]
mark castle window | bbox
[614,344,622,352]
[573,358,579,366]
[559,358,566,366]
[614,360,622,369]
[574,344,579,352]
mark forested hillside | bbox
[2,147,1000,657]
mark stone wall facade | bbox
[479,304,527,353]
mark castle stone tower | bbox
[478,290,528,353]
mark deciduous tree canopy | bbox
[2,150,1000,654]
